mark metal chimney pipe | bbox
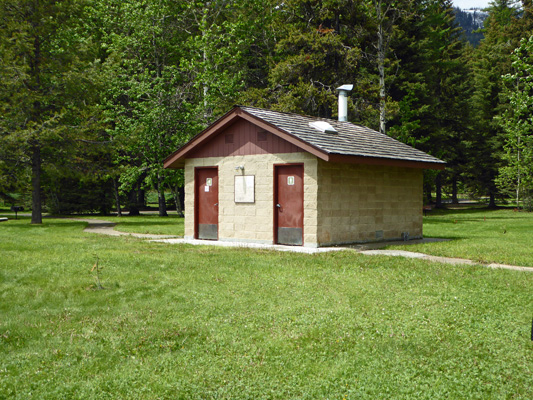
[336,84,353,122]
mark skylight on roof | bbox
[309,121,337,134]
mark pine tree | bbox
[387,0,470,205]
[0,0,100,222]
[240,0,375,123]
[465,0,531,207]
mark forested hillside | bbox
[454,7,488,46]
[1,0,533,221]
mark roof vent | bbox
[336,84,353,122]
[309,121,337,134]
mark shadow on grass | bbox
[423,235,464,240]
[424,218,510,224]
[425,209,522,222]
[426,207,519,216]
[116,220,182,227]
[0,219,87,229]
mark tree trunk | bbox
[128,188,140,216]
[488,192,497,208]
[435,173,443,208]
[31,145,42,224]
[113,177,122,217]
[157,174,168,217]
[202,9,209,123]
[451,177,458,204]
[138,187,146,208]
[516,174,521,209]
[377,2,386,134]
[516,139,521,209]
[127,177,145,216]
[424,180,433,204]
[179,186,184,214]
[172,185,184,217]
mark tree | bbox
[98,0,269,217]
[497,35,533,209]
[241,0,374,122]
[0,0,98,222]
[97,0,193,216]
[465,0,531,207]
[386,0,470,205]
[177,0,281,125]
[363,0,416,134]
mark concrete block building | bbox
[164,102,445,247]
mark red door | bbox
[274,164,304,245]
[195,167,219,240]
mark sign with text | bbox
[235,175,255,203]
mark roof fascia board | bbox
[328,154,446,170]
[163,109,241,169]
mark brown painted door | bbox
[275,164,304,245]
[195,167,219,240]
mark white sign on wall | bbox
[235,175,255,203]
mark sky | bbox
[453,0,491,9]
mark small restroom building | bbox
[164,100,445,247]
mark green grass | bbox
[0,213,185,236]
[1,212,532,399]
[388,208,533,267]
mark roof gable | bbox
[187,118,304,159]
[164,106,445,170]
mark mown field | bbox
[390,207,533,267]
[0,209,532,399]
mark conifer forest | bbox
[2,0,533,222]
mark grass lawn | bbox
[389,208,533,267]
[1,211,532,399]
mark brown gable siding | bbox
[187,118,303,159]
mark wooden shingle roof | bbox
[164,106,445,169]
[241,106,444,166]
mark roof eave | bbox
[328,154,446,170]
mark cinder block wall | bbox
[183,153,319,246]
[316,161,423,245]
[183,154,423,247]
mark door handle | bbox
[276,203,281,208]
[214,203,218,206]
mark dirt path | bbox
[359,249,533,272]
